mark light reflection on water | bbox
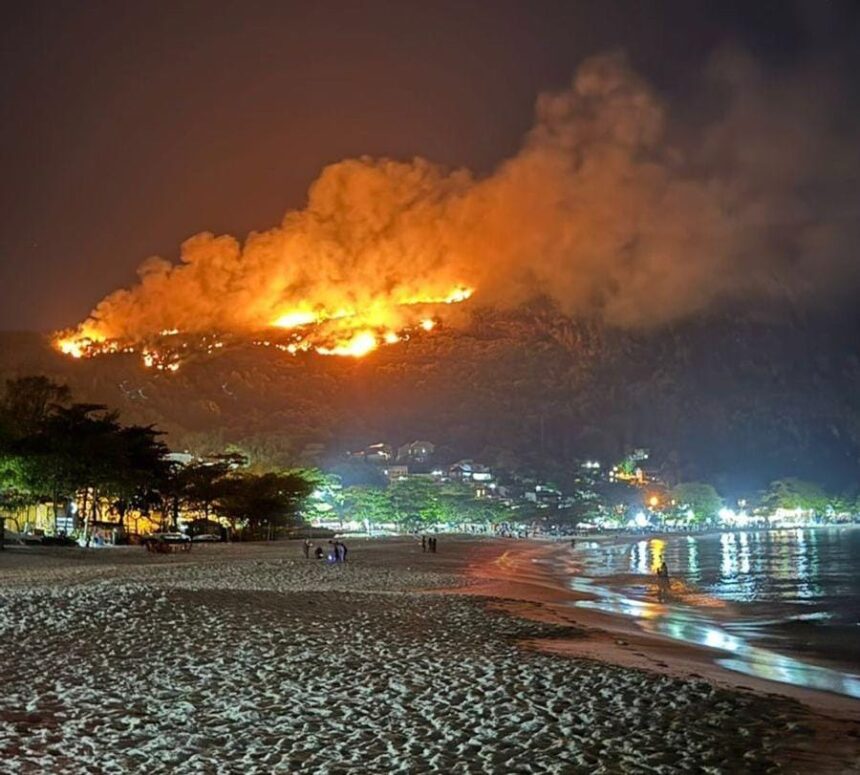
[567,527,860,699]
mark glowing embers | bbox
[56,335,127,360]
[53,330,194,372]
[141,348,182,372]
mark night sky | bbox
[1,0,858,332]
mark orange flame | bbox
[315,330,378,358]
[53,284,472,368]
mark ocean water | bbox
[566,527,860,698]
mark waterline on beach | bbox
[571,581,860,699]
[559,528,860,699]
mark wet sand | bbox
[459,539,860,771]
[0,537,857,773]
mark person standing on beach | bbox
[303,539,312,559]
[421,535,427,553]
[656,560,670,602]
[431,536,437,553]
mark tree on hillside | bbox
[670,482,722,523]
[760,478,829,514]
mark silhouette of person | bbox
[656,560,670,602]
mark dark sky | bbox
[1,0,857,332]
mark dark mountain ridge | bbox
[2,304,858,496]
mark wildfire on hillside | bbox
[54,52,853,369]
[54,286,473,370]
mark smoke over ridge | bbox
[66,51,860,345]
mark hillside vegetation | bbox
[2,304,859,493]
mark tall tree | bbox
[670,482,722,523]
[215,472,313,539]
[342,485,392,528]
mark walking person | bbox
[430,536,437,553]
[341,541,348,562]
[421,535,427,553]
[303,539,312,559]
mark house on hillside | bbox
[448,460,493,483]
[397,440,435,463]
[382,464,409,482]
[348,443,394,464]
[524,484,562,509]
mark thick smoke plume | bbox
[64,51,859,346]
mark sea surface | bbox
[566,526,860,698]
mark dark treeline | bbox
[0,376,313,540]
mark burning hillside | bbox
[57,285,473,370]
[55,52,859,368]
[13,305,860,493]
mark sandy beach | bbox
[1,537,858,773]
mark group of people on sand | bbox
[421,535,438,553]
[303,538,348,563]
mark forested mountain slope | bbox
[2,305,858,493]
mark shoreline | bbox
[571,521,860,541]
[459,537,860,714]
[1,537,858,772]
[455,537,860,770]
